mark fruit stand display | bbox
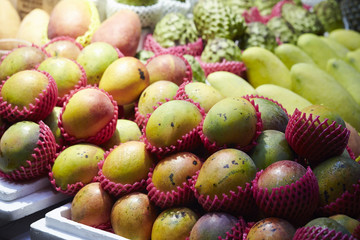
[1,0,360,239]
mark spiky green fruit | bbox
[341,0,360,32]
[193,0,246,41]
[253,0,280,16]
[201,38,242,63]
[183,55,206,83]
[239,22,277,52]
[153,13,199,48]
[267,17,297,44]
[282,3,324,36]
[223,0,253,15]
[313,0,344,33]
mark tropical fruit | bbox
[183,55,206,83]
[99,57,149,105]
[51,143,104,191]
[321,37,350,60]
[111,192,157,240]
[242,47,291,89]
[153,12,198,48]
[44,37,83,60]
[346,49,360,72]
[0,0,21,47]
[151,207,198,240]
[201,38,242,63]
[266,17,297,45]
[340,0,360,32]
[91,9,141,56]
[328,29,360,51]
[71,182,113,227]
[274,43,315,70]
[290,63,360,131]
[76,42,119,85]
[247,217,296,240]
[206,71,256,98]
[313,0,344,32]
[303,217,351,236]
[239,22,277,52]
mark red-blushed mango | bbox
[111,192,158,240]
[61,88,115,140]
[91,9,141,57]
[71,182,114,227]
[247,217,296,240]
[45,39,82,60]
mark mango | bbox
[91,9,141,56]
[0,0,20,49]
[247,218,296,240]
[326,58,360,106]
[206,71,256,98]
[321,37,349,60]
[329,29,360,51]
[274,43,315,70]
[255,84,312,115]
[242,47,291,89]
[346,49,360,72]
[297,33,338,70]
[290,63,360,131]
[305,218,351,237]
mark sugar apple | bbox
[239,22,277,52]
[267,17,297,44]
[313,0,344,33]
[201,38,242,63]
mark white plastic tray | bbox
[31,203,129,240]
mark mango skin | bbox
[305,217,351,236]
[257,160,307,193]
[184,82,224,113]
[329,214,360,235]
[52,143,105,190]
[313,156,360,207]
[329,29,360,51]
[151,207,198,240]
[195,148,257,199]
[247,218,296,240]
[301,104,346,129]
[102,141,154,184]
[99,57,149,105]
[71,182,114,226]
[249,130,294,171]
[253,98,288,132]
[0,47,47,80]
[189,212,238,240]
[1,70,49,110]
[111,192,157,240]
[145,100,203,148]
[76,42,119,85]
[274,43,315,70]
[0,121,40,173]
[37,57,83,98]
[61,88,115,140]
[43,106,62,145]
[346,49,360,72]
[152,152,202,192]
[45,40,82,60]
[202,97,257,147]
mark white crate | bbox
[31,203,129,240]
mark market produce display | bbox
[1,0,360,239]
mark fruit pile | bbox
[1,0,360,239]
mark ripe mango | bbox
[0,0,20,49]
[255,84,312,115]
[206,71,256,98]
[290,63,360,131]
[274,43,315,70]
[326,58,360,106]
[297,33,338,70]
[242,47,291,89]
[346,49,360,72]
[329,29,360,51]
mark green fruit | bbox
[321,37,349,60]
[145,100,203,148]
[301,104,346,129]
[239,22,277,52]
[151,207,198,240]
[202,97,257,147]
[152,152,202,192]
[252,98,288,132]
[135,50,154,65]
[330,214,360,235]
[305,217,351,236]
[274,43,315,70]
[76,42,119,85]
[206,71,256,98]
[313,155,360,207]
[0,46,48,80]
[290,63,360,131]
[193,0,245,41]
[102,141,154,184]
[346,49,360,72]
[201,38,242,63]
[100,119,141,151]
[183,55,206,83]
[189,212,239,240]
[249,130,294,170]
[257,160,307,193]
[194,148,257,199]
[1,70,49,110]
[267,17,298,45]
[137,81,179,116]
[153,13,199,48]
[223,0,252,15]
[313,0,344,33]
[43,106,62,145]
[253,0,280,16]
[37,56,83,99]
[329,29,360,51]
[51,143,105,190]
[0,121,40,173]
[184,82,224,113]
